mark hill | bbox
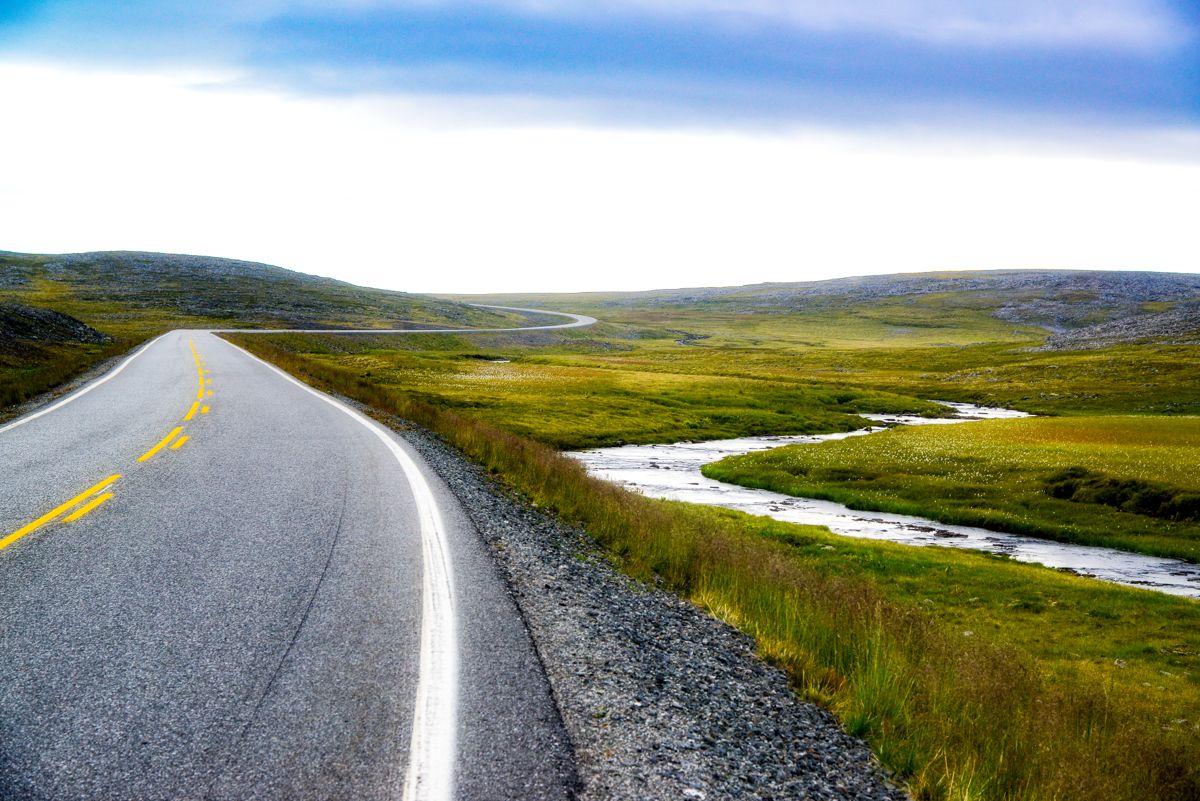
[0,249,520,420]
[0,250,517,330]
[448,269,1200,347]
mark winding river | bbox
[569,402,1200,599]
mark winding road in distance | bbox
[0,307,595,801]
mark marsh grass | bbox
[231,334,1200,801]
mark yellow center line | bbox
[139,427,184,463]
[63,493,115,523]
[4,339,212,556]
[1,474,122,551]
[189,338,207,401]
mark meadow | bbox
[227,299,1200,801]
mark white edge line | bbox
[212,333,458,801]
[0,332,171,436]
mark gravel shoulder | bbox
[392,418,909,801]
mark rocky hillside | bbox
[1040,301,1200,350]
[0,303,110,349]
[591,271,1200,327]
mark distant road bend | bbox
[0,306,593,800]
[221,304,599,334]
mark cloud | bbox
[1,61,1197,293]
[235,4,1199,130]
[1,1,1196,132]
[268,0,1194,49]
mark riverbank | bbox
[572,405,1200,596]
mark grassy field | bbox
[252,328,950,448]
[450,277,1200,417]
[705,416,1200,562]
[228,316,1200,801]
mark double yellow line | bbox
[3,337,216,553]
[136,338,210,463]
[139,426,186,462]
[0,474,121,551]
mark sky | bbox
[0,1,1197,293]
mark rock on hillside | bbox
[0,303,110,348]
[1039,302,1200,350]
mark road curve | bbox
[211,304,598,334]
[0,307,591,800]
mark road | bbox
[0,309,592,800]
[220,305,598,334]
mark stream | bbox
[568,402,1200,598]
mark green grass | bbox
[0,338,130,412]
[228,332,1200,801]
[270,346,946,449]
[773,342,1200,416]
[447,285,1200,416]
[704,416,1200,562]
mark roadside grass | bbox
[704,416,1200,563]
[0,339,131,413]
[229,333,1200,801]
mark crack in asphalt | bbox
[201,470,352,801]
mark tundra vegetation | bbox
[4,257,1200,800]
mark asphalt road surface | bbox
[0,309,593,800]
